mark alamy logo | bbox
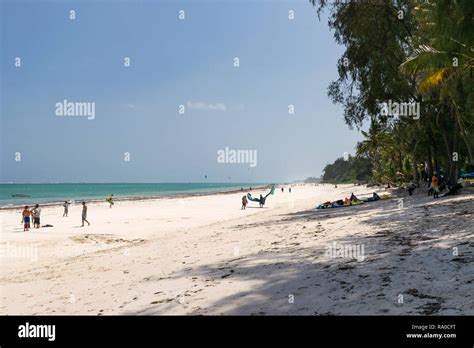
[55,99,95,120]
[217,147,257,168]
[0,242,38,261]
[380,100,420,120]
[18,322,55,341]
[325,242,365,261]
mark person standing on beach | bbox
[281,187,284,193]
[259,194,264,208]
[30,204,41,228]
[22,206,31,231]
[241,195,248,210]
[432,173,440,198]
[407,181,416,196]
[63,201,70,217]
[81,202,90,227]
[107,194,114,208]
[289,187,292,193]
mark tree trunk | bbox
[426,148,433,180]
[442,121,459,186]
[412,155,419,182]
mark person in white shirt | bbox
[30,204,41,228]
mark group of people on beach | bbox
[242,193,267,209]
[20,194,116,231]
[21,201,92,231]
[407,173,465,199]
[21,204,41,231]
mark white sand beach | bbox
[1,184,473,315]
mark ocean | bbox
[0,183,267,208]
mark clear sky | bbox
[1,0,363,183]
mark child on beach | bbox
[30,204,41,228]
[63,201,70,217]
[241,195,248,210]
[81,202,90,227]
[22,206,30,231]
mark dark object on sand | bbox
[363,192,381,202]
[317,192,381,209]
[442,183,463,197]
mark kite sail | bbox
[247,185,275,205]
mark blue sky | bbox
[1,0,363,183]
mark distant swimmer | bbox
[81,202,90,227]
[22,206,31,231]
[107,194,114,208]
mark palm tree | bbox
[400,0,474,183]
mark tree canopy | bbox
[313,0,473,186]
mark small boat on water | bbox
[11,194,31,198]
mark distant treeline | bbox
[322,156,373,184]
[304,177,321,184]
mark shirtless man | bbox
[81,202,90,227]
[22,206,31,231]
[63,201,70,217]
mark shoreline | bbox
[0,184,272,211]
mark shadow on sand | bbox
[133,193,473,315]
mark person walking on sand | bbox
[22,206,31,231]
[107,194,114,208]
[241,195,248,210]
[30,204,41,228]
[81,202,90,227]
[63,201,70,217]
[289,187,292,193]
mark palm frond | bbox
[418,67,454,93]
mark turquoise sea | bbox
[0,183,267,208]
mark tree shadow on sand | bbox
[135,193,473,315]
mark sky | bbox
[1,0,364,183]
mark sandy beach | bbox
[0,183,473,315]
